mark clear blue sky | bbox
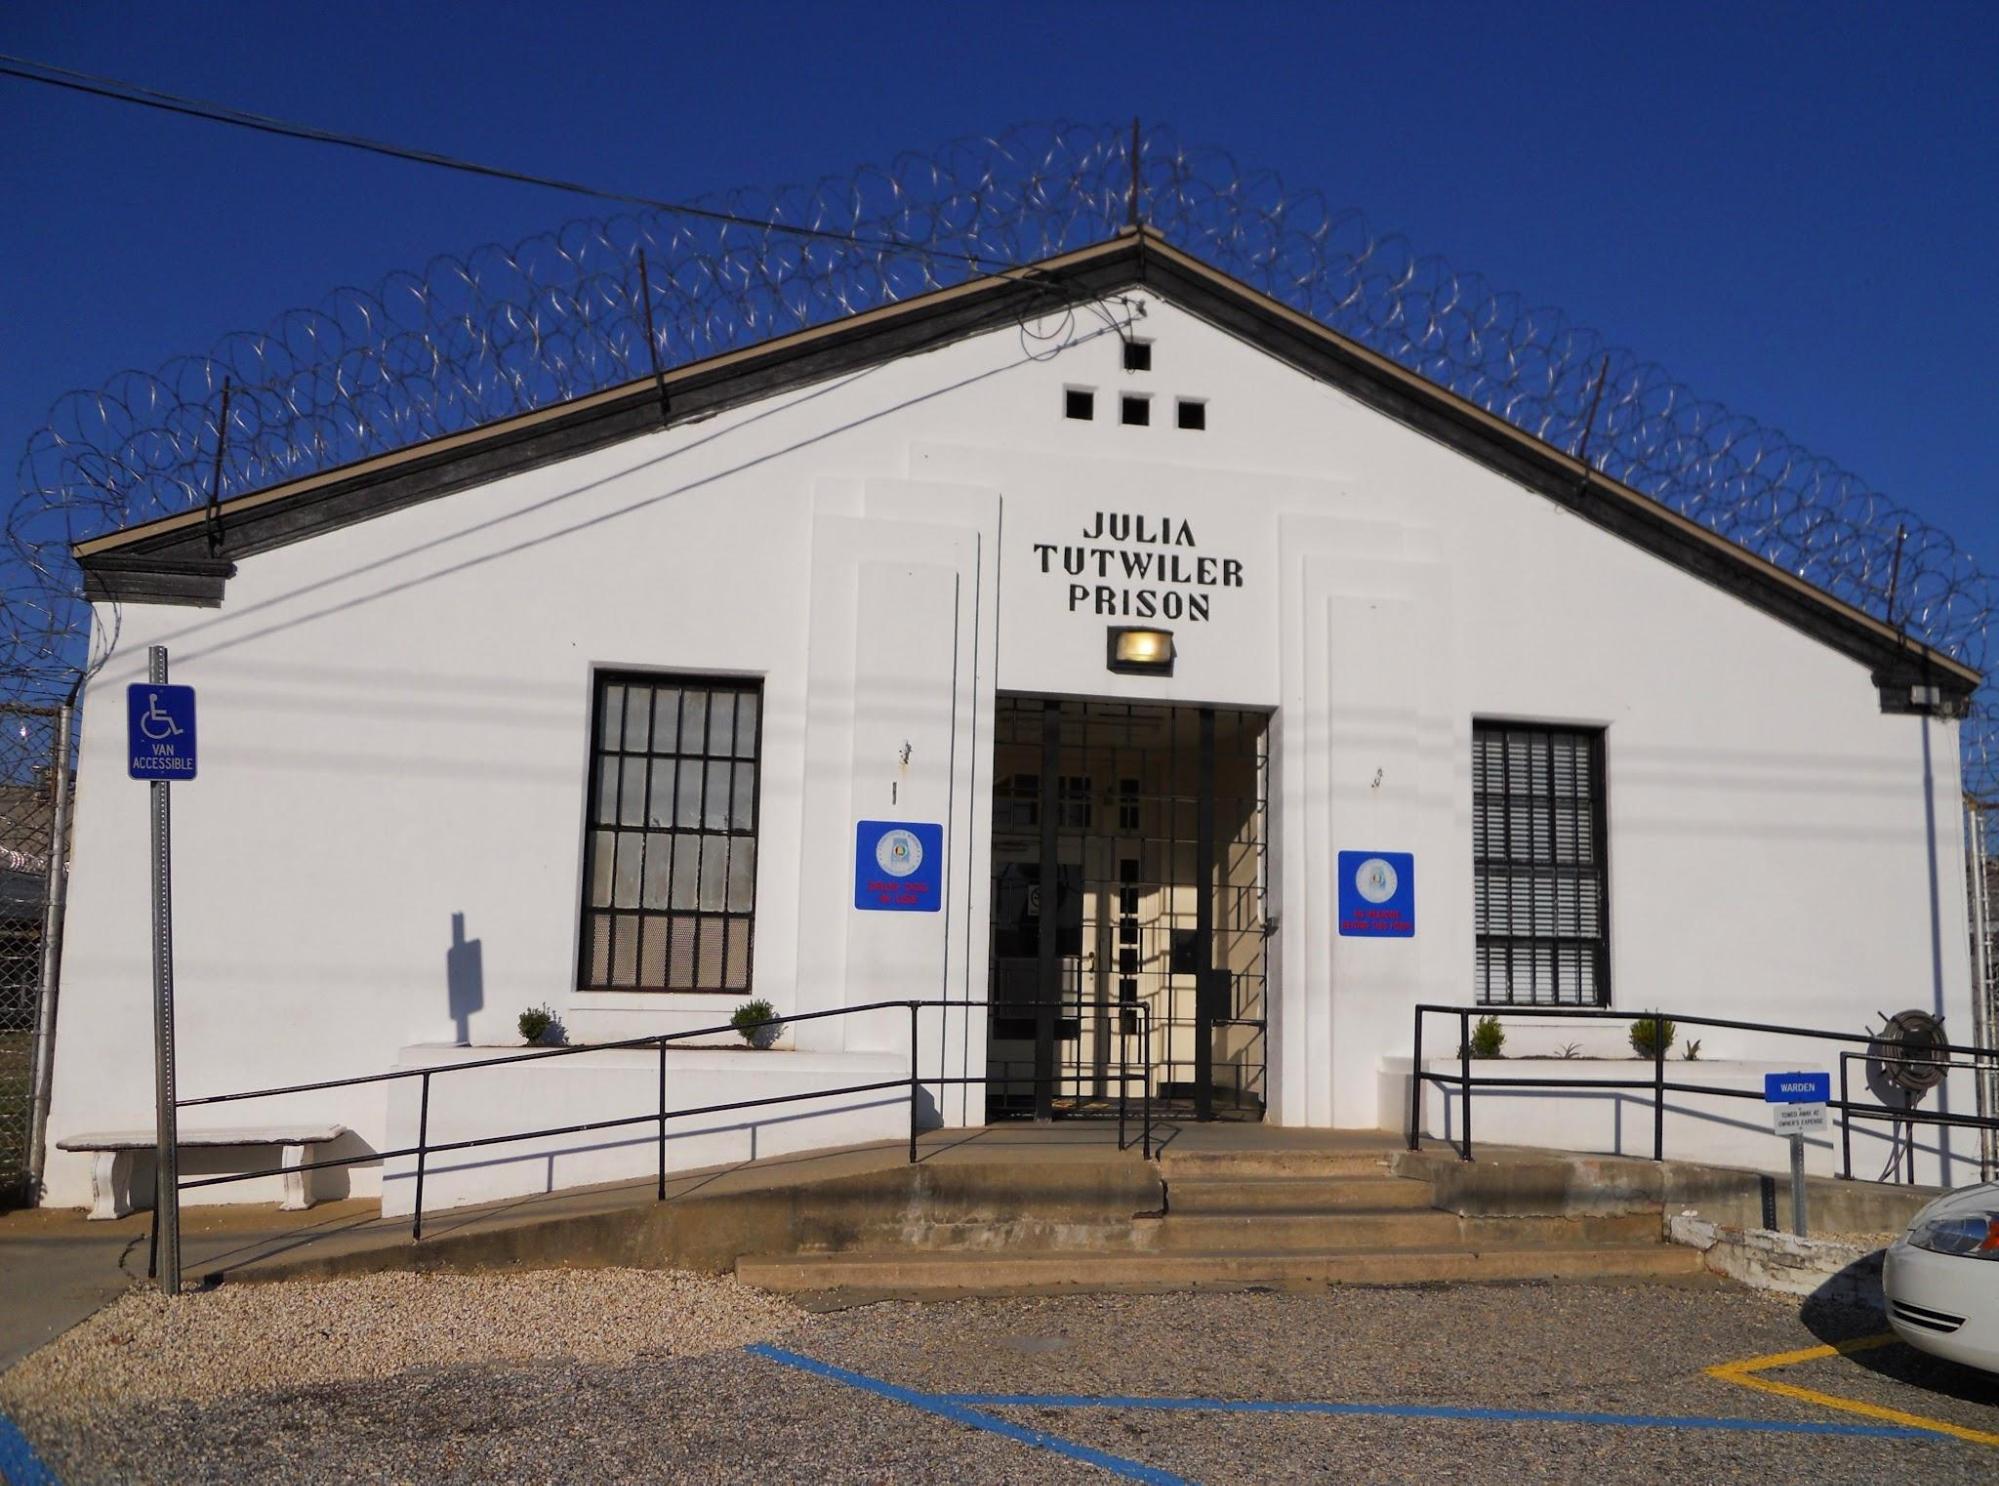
[3,1,1995,576]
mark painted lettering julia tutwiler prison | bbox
[1032,511,1249,623]
[35,231,1987,1217]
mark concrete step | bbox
[1166,1175,1434,1214]
[736,1242,1704,1297]
[1157,1148,1396,1180]
[1137,1210,1664,1253]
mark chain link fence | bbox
[1967,799,1999,1178]
[0,704,69,1205]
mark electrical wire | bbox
[1,54,1151,365]
[0,53,1010,270]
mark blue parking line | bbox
[934,1391,1931,1440]
[0,1407,58,1486]
[746,1344,1189,1485]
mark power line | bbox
[0,53,1004,269]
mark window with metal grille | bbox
[1472,723,1608,1006]
[579,674,761,992]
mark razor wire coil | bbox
[6,120,1994,796]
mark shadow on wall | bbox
[447,911,484,1046]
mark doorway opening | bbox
[987,696,1270,1121]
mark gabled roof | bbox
[74,228,1978,709]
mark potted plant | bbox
[1629,1016,1676,1059]
[732,998,782,1049]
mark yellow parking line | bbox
[1706,1334,1999,1448]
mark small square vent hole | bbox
[1121,394,1151,426]
[1123,339,1153,372]
[1065,388,1095,420]
[1177,399,1206,430]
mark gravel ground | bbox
[4,1277,1995,1484]
[0,1268,800,1410]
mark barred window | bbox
[1473,723,1608,1006]
[579,674,761,991]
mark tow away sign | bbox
[1774,1103,1828,1135]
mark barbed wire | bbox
[6,120,1994,797]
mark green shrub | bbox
[1629,1016,1677,1059]
[1468,1015,1505,1059]
[732,998,781,1047]
[518,1004,556,1045]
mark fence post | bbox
[907,1001,920,1165]
[412,1070,431,1240]
[657,1037,667,1200]
[1407,1008,1424,1150]
[1839,1054,1852,1180]
[1458,1009,1473,1161]
[1652,1012,1666,1162]
[26,699,73,1194]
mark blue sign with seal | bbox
[854,820,944,912]
[1337,850,1414,937]
[127,683,197,781]
[1764,1072,1830,1104]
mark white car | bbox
[1883,1179,1999,1374]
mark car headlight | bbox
[1907,1210,1999,1258]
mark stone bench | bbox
[56,1125,348,1220]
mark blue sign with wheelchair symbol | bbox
[128,684,197,780]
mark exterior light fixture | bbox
[1107,626,1175,676]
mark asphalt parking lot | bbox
[3,1275,1995,1484]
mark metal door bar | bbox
[1034,700,1060,1121]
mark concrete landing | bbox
[730,1130,1701,1301]
[8,1123,1864,1355]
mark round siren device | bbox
[1868,1008,1950,1097]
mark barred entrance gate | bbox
[987,697,1269,1122]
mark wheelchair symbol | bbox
[138,692,184,741]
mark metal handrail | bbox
[1838,1049,1999,1184]
[1405,1002,1999,1180]
[155,995,1156,1264]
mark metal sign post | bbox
[1790,1130,1808,1235]
[129,648,196,1295]
[1765,1072,1829,1240]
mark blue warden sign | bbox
[127,683,197,781]
[1764,1072,1831,1104]
[854,820,944,912]
[1337,850,1414,937]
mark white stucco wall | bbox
[40,286,1978,1209]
